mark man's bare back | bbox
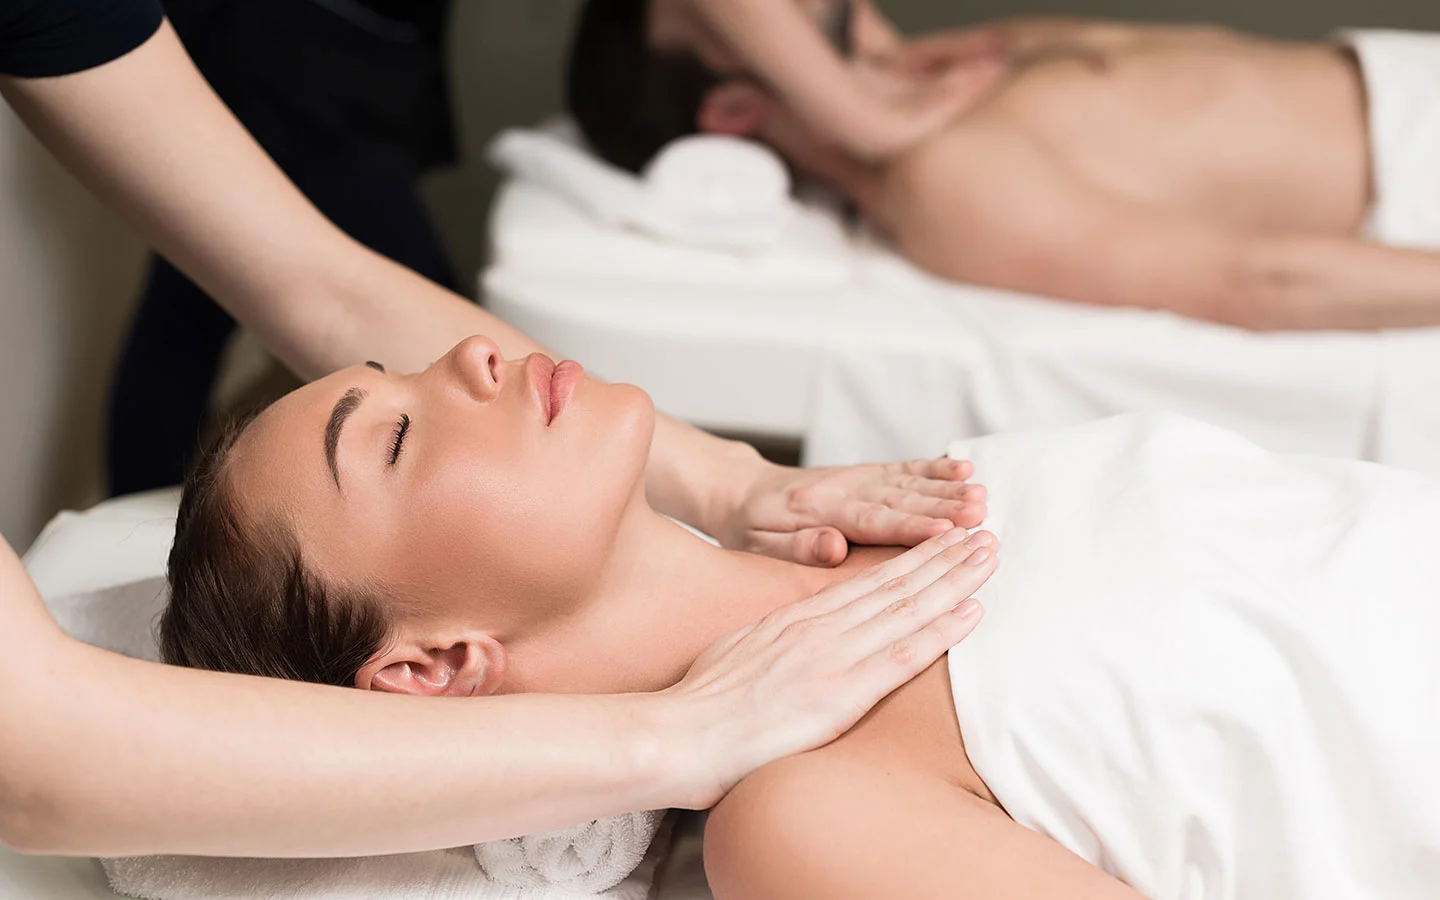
[767,21,1440,330]
[972,25,1368,235]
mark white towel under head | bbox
[473,810,667,893]
[103,812,672,900]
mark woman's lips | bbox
[548,360,584,424]
[528,355,557,423]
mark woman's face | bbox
[226,336,656,631]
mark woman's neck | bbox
[498,507,886,695]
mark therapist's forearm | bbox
[0,543,687,858]
[691,0,904,158]
[0,22,542,381]
[645,415,768,534]
[0,22,750,529]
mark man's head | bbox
[566,0,856,173]
[566,0,723,172]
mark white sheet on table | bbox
[801,255,1440,472]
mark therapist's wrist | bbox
[695,439,771,540]
[645,415,767,536]
[626,690,729,810]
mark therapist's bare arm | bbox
[1,23,982,565]
[0,526,992,857]
[0,22,534,381]
[665,0,1003,161]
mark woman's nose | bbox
[441,335,503,401]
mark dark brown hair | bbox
[159,415,390,687]
[565,0,722,172]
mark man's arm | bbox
[881,125,1440,331]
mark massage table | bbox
[482,128,1440,474]
[3,491,716,900]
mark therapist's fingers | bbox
[861,475,977,505]
[757,526,975,628]
[835,499,964,547]
[869,483,984,518]
[885,457,973,483]
[847,591,986,699]
[841,538,995,662]
[891,28,1009,77]
[748,526,852,568]
[824,531,995,634]
[876,492,987,531]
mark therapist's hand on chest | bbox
[704,453,987,566]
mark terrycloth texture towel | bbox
[103,814,672,900]
[473,811,667,893]
[487,123,792,250]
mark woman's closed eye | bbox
[387,414,411,466]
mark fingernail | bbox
[963,530,992,549]
[965,547,992,566]
[940,527,969,545]
[954,598,981,618]
[814,534,836,564]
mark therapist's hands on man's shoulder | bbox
[703,451,987,567]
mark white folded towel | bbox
[487,123,792,251]
[104,813,672,900]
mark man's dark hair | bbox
[159,415,390,688]
[566,0,723,172]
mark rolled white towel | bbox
[103,813,672,900]
[473,810,667,893]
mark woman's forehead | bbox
[229,379,340,495]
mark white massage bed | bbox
[483,128,1440,473]
[4,491,716,900]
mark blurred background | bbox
[4,0,1440,550]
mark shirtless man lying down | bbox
[567,3,1440,331]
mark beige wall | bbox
[0,104,146,551]
[5,0,1440,549]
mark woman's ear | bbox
[697,82,771,136]
[356,632,507,697]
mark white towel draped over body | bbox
[945,414,1440,900]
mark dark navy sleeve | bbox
[0,0,164,78]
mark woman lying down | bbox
[161,335,1440,899]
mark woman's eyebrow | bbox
[324,387,367,491]
[365,361,385,373]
